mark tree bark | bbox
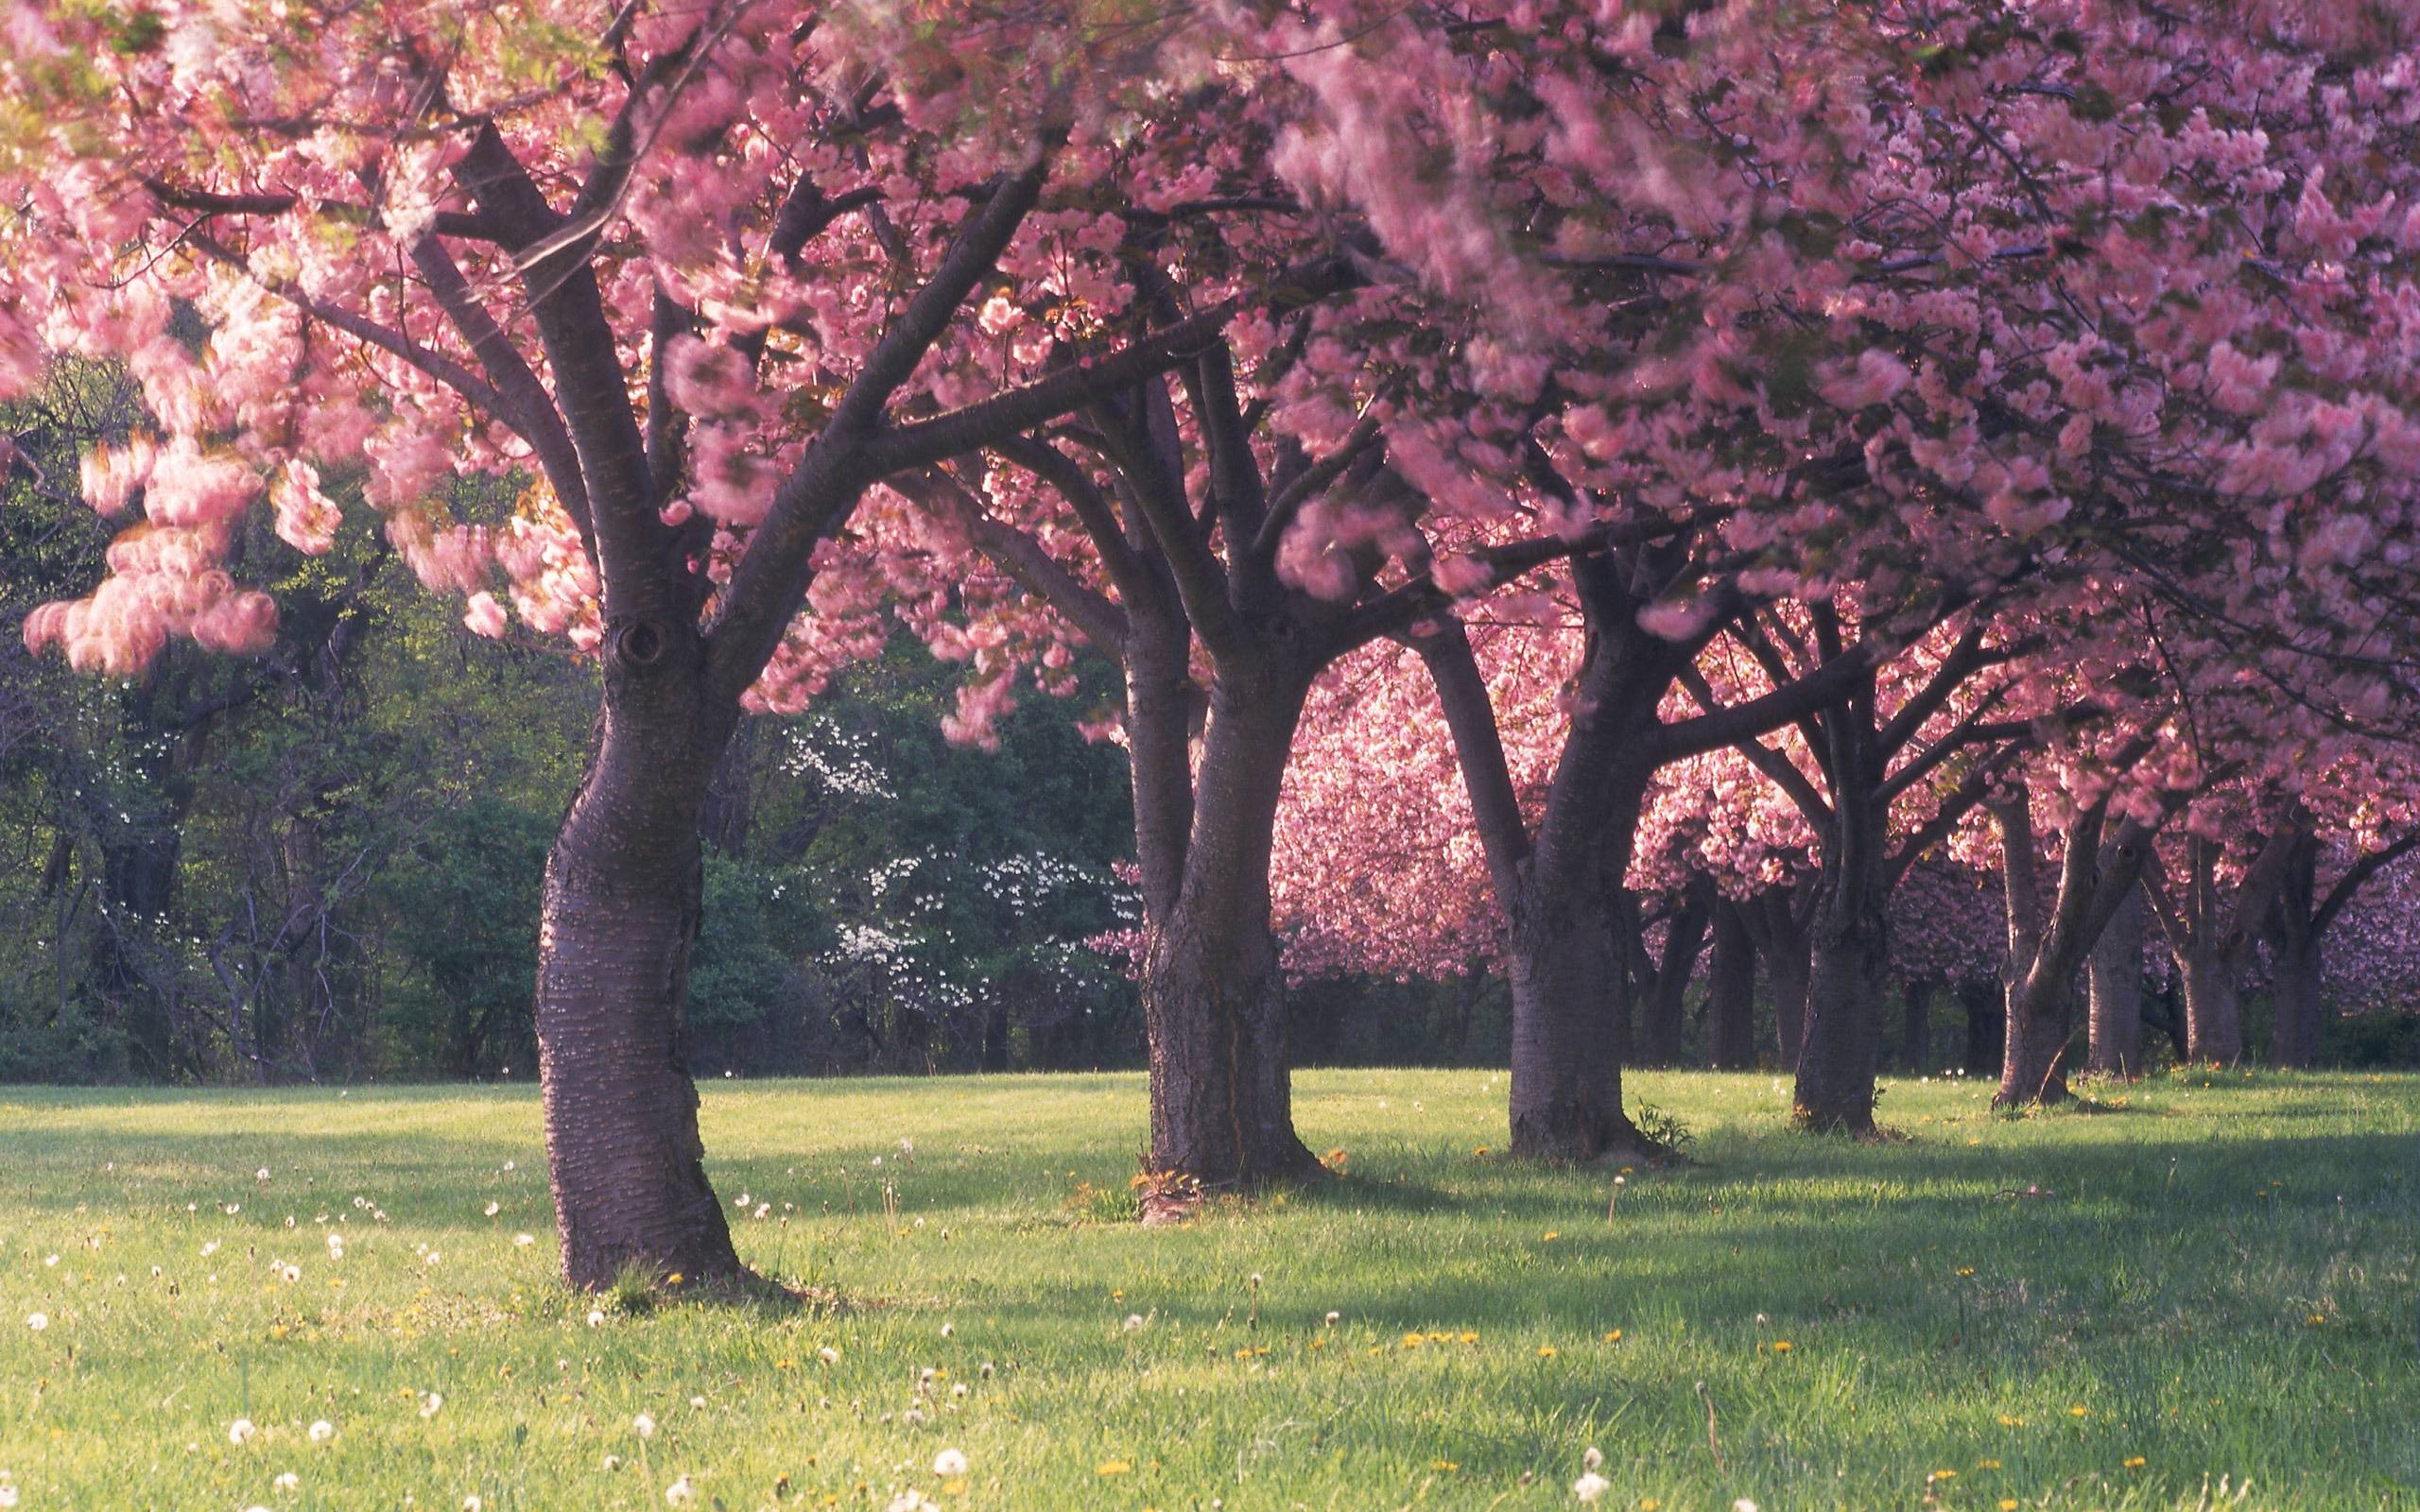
[1902,978,1934,1074]
[1502,871,1651,1159]
[2000,963,2078,1105]
[2179,948,2244,1066]
[1767,918,1810,1072]
[1634,878,1713,1066]
[535,625,744,1289]
[1139,662,1321,1188]
[1707,900,1757,1070]
[2267,932,2324,1069]
[2086,884,2144,1075]
[1792,678,1888,1133]
[1960,979,2004,1076]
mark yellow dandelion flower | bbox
[1431,1461,1459,1472]
[2068,1405,2089,1418]
[1400,1332,1426,1349]
[2000,1501,2020,1510]
[666,1273,683,1286]
[1536,1346,1558,1359]
[1459,1331,1478,1344]
[1954,1267,1976,1277]
[1976,1458,2001,1469]
[2306,1314,2326,1326]
[1603,1330,1624,1343]
[2123,1456,2147,1469]
[1641,1500,1660,1511]
[1932,1469,1957,1479]
[1096,1460,1131,1477]
[1542,1230,1561,1242]
[1772,1340,1793,1352]
[1997,1415,2027,1427]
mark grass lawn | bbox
[1,1068,2415,1511]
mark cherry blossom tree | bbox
[0,0,1334,1282]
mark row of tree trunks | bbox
[2085,884,2146,1075]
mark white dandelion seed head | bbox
[419,1392,443,1419]
[228,1418,258,1446]
[514,1234,535,1247]
[818,1347,839,1365]
[1582,1447,1603,1470]
[273,1472,299,1492]
[307,1421,335,1444]
[664,1474,696,1506]
[587,1310,607,1329]
[932,1448,968,1477]
[24,1314,46,1332]
[632,1413,656,1440]
[1122,1314,1145,1332]
[1573,1470,1612,1503]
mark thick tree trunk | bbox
[2267,934,2324,1068]
[2180,949,2244,1065]
[2086,885,2145,1075]
[535,628,743,1290]
[1139,666,1320,1188]
[1960,980,2004,1076]
[1793,877,1888,1131]
[1998,969,2076,1106]
[1902,979,1934,1074]
[1505,874,1650,1160]
[1708,901,1757,1070]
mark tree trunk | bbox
[1708,901,1756,1070]
[1139,665,1320,1188]
[1770,933,1809,1072]
[1902,979,1934,1074]
[535,627,743,1290]
[2267,933,2324,1069]
[2086,884,2144,1075]
[1635,879,1713,1066]
[2180,948,2244,1065]
[1504,872,1649,1160]
[1793,868,1889,1130]
[1998,967,2076,1106]
[1960,980,2004,1075]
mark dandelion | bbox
[463,1498,483,1512]
[2068,1405,2089,1418]
[2123,1456,2147,1469]
[633,1413,657,1440]
[1771,1340,1793,1353]
[1734,1502,1761,1512]
[588,1310,607,1328]
[664,1475,696,1506]
[1573,1470,1612,1503]
[307,1421,335,1445]
[1324,1311,1341,1326]
[940,1323,954,1338]
[1582,1448,1603,1471]
[424,1251,442,1267]
[484,1202,500,1217]
[1931,1469,1958,1480]
[515,1234,535,1247]
[257,1168,271,1182]
[420,1392,444,1419]
[0,1487,17,1509]
[978,1362,994,1379]
[42,1255,57,1268]
[1537,1346,1558,1359]
[1603,1330,1623,1343]
[279,1263,301,1283]
[229,1418,259,1446]
[818,1347,839,1365]
[1096,1461,1132,1476]
[24,1314,45,1332]
[933,1449,968,1477]
[1122,1314,1146,1332]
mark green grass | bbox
[3,1069,2416,1511]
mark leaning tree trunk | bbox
[2086,885,2145,1075]
[2179,948,2244,1066]
[2267,932,2324,1069]
[535,625,743,1290]
[1707,901,1757,1070]
[1634,880,1712,1067]
[1140,666,1321,1189]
